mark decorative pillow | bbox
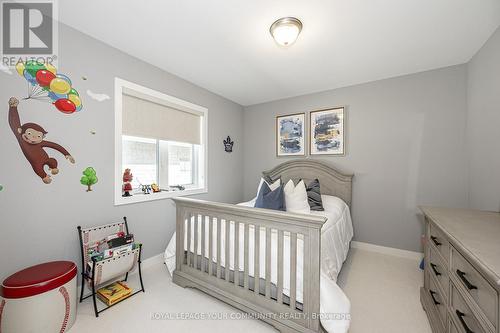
[305,179,324,211]
[254,182,285,211]
[255,177,281,197]
[283,179,311,214]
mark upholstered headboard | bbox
[262,159,354,207]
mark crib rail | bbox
[172,197,326,333]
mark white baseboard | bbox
[141,252,164,269]
[351,241,423,261]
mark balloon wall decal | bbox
[25,61,45,77]
[50,78,71,94]
[35,70,55,87]
[15,61,83,114]
[24,70,37,85]
[15,62,25,76]
[48,91,67,101]
[56,74,72,85]
[54,99,76,114]
[68,94,81,108]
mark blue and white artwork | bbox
[310,107,345,155]
[276,113,305,156]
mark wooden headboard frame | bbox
[262,159,354,207]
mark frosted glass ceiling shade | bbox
[270,17,303,47]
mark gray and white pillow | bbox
[305,179,324,211]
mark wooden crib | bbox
[172,160,353,333]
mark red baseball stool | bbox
[0,261,77,333]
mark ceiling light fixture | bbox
[270,17,303,47]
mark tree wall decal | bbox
[80,167,98,192]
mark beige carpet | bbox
[337,248,431,333]
[70,247,431,333]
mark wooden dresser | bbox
[420,207,500,333]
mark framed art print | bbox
[310,107,345,156]
[276,113,305,156]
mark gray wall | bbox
[1,21,496,279]
[243,66,469,252]
[466,27,500,211]
[0,24,244,280]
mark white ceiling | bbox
[59,0,500,106]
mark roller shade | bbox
[122,94,201,145]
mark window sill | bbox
[114,187,207,206]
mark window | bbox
[122,136,157,188]
[122,137,199,189]
[165,142,194,186]
[115,78,207,205]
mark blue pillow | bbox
[254,182,285,211]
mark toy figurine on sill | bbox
[151,183,161,193]
[122,168,133,197]
[141,184,152,194]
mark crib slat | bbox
[187,212,192,267]
[265,227,271,298]
[225,220,230,281]
[306,229,321,329]
[244,223,249,289]
[194,214,198,270]
[208,216,213,276]
[176,209,185,269]
[234,222,239,287]
[277,229,284,304]
[254,225,260,295]
[201,215,206,273]
[290,232,297,309]
[216,218,222,279]
[302,231,311,317]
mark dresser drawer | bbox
[451,247,498,330]
[429,245,449,298]
[429,274,447,327]
[429,221,450,263]
[451,284,488,333]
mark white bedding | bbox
[165,195,353,333]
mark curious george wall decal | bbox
[8,97,75,184]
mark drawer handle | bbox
[456,270,478,290]
[456,310,474,333]
[430,263,441,276]
[430,236,442,247]
[429,290,440,305]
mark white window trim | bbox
[114,77,208,206]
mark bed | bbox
[165,160,354,333]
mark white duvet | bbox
[165,195,353,333]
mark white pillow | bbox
[256,178,281,197]
[283,179,311,214]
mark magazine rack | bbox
[77,217,145,317]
